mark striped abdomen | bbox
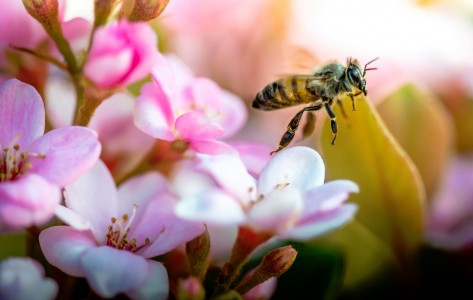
[252,75,321,111]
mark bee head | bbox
[346,57,378,96]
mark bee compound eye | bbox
[349,67,361,84]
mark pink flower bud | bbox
[84,20,158,88]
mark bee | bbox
[252,57,378,154]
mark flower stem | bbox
[212,227,271,297]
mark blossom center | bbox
[105,204,150,253]
[0,137,45,182]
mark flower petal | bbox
[247,188,303,233]
[126,261,169,300]
[190,139,236,155]
[138,195,206,258]
[134,83,175,140]
[0,174,60,230]
[80,247,149,298]
[39,226,96,277]
[302,180,359,219]
[63,160,118,244]
[258,146,325,196]
[175,190,246,225]
[283,204,358,241]
[27,126,101,187]
[197,153,257,205]
[89,93,155,178]
[175,111,225,140]
[55,205,91,231]
[0,258,58,300]
[0,79,44,149]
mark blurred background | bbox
[6,0,473,299]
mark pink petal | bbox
[0,2,47,49]
[85,47,134,87]
[126,261,169,300]
[284,204,358,241]
[0,79,45,149]
[89,93,155,178]
[134,84,175,140]
[190,139,237,155]
[63,160,118,244]
[188,78,247,138]
[120,22,158,85]
[247,188,303,233]
[150,54,194,103]
[138,195,206,258]
[197,154,256,205]
[0,174,60,230]
[175,111,225,140]
[232,141,273,178]
[27,126,101,187]
[117,172,170,227]
[258,146,325,196]
[39,226,96,277]
[84,21,157,88]
[80,246,149,298]
[175,190,247,225]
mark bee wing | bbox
[252,75,327,111]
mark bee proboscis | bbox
[252,57,378,154]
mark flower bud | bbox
[22,0,59,29]
[235,245,297,295]
[94,0,117,28]
[177,277,206,300]
[186,228,210,280]
[128,0,170,22]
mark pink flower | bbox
[0,1,48,53]
[84,20,158,88]
[0,79,101,231]
[134,54,247,155]
[39,160,205,299]
[175,146,358,240]
[0,257,58,300]
[88,93,155,179]
[426,156,473,250]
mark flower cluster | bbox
[0,1,362,299]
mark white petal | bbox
[175,190,246,225]
[80,247,148,298]
[283,204,358,241]
[197,153,257,205]
[126,261,169,300]
[63,160,118,244]
[55,205,91,230]
[247,188,303,233]
[258,147,325,195]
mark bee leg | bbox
[271,104,323,155]
[324,102,338,145]
[342,80,356,111]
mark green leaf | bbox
[318,95,425,286]
[0,232,27,259]
[377,84,454,199]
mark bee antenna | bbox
[363,57,379,76]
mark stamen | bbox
[105,204,151,253]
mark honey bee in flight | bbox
[252,57,378,154]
